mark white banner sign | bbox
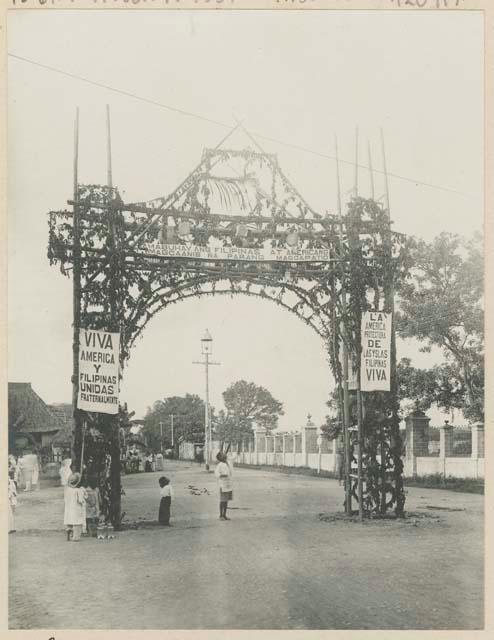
[361,311,392,392]
[142,242,332,263]
[78,329,120,414]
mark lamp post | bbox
[193,329,220,471]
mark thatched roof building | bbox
[49,403,73,447]
[8,382,65,450]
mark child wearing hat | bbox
[64,472,87,541]
[158,476,173,526]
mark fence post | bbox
[302,415,317,468]
[317,432,322,474]
[471,423,484,480]
[471,423,484,458]
[405,411,431,477]
[282,433,286,466]
[332,438,338,473]
[439,422,454,478]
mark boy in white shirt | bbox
[158,476,173,526]
[215,452,233,520]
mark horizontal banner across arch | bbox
[140,242,333,263]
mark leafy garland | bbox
[48,186,413,518]
[328,197,413,516]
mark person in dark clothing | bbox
[158,476,173,526]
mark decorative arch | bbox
[48,133,411,525]
[128,274,333,348]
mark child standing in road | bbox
[158,476,173,526]
[215,452,233,521]
[64,472,87,541]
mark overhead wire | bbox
[8,52,474,198]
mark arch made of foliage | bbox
[48,171,413,521]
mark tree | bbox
[397,358,479,420]
[319,388,344,441]
[396,358,439,415]
[397,232,484,423]
[213,410,240,452]
[142,394,210,451]
[219,380,284,447]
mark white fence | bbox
[404,417,484,479]
[235,448,340,474]
[179,418,485,481]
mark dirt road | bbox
[9,461,483,629]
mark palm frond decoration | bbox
[204,177,256,212]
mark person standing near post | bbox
[8,468,17,533]
[215,452,233,521]
[158,476,173,526]
[20,449,38,492]
[64,473,87,542]
[60,457,72,491]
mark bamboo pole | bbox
[368,141,375,200]
[335,135,352,516]
[356,382,364,521]
[106,105,122,528]
[106,104,113,190]
[80,421,86,475]
[354,129,364,521]
[380,129,404,516]
[381,129,390,214]
[71,107,83,469]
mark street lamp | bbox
[193,329,220,471]
[201,329,213,355]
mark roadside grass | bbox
[234,464,484,494]
[235,463,339,480]
[404,474,484,495]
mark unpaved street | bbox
[9,461,483,630]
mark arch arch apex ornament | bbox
[48,143,412,524]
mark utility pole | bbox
[193,330,220,471]
[159,414,183,456]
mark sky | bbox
[7,9,483,428]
